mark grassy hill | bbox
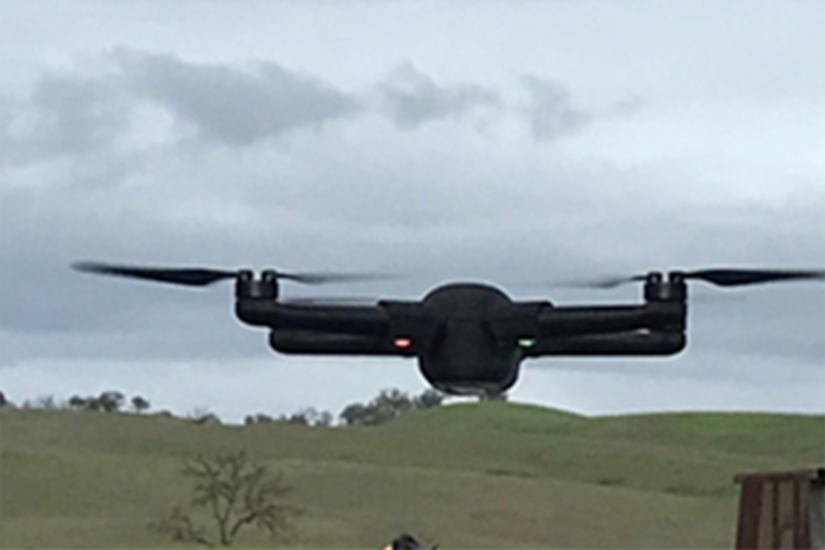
[1,402,822,548]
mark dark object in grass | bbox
[385,532,439,550]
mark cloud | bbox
[376,62,502,130]
[0,72,130,165]
[109,50,365,146]
[521,75,591,142]
[1,51,600,168]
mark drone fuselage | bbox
[417,283,524,395]
[236,276,688,397]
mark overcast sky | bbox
[1,0,823,423]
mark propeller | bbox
[71,261,393,287]
[574,268,825,289]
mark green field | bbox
[1,402,823,548]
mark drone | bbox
[72,262,824,397]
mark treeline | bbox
[0,387,446,427]
[245,388,445,427]
[0,390,151,414]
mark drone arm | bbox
[536,302,685,337]
[523,331,686,357]
[268,330,410,356]
[236,300,419,356]
[525,300,687,358]
[235,299,391,335]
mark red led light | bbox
[393,337,412,349]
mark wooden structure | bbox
[735,468,824,549]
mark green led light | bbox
[518,338,536,348]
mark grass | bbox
[0,401,823,548]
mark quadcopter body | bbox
[73,263,822,397]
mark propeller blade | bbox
[72,261,237,286]
[567,267,825,289]
[276,272,397,285]
[72,261,399,288]
[683,268,825,287]
[562,274,647,289]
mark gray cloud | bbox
[376,62,502,130]
[1,52,599,167]
[111,50,363,146]
[0,72,129,165]
[521,75,591,142]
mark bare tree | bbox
[152,451,299,547]
[23,395,59,409]
[150,506,213,547]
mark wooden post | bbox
[734,468,824,549]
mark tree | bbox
[281,412,310,426]
[339,388,447,426]
[0,390,7,408]
[244,413,274,426]
[315,410,333,427]
[339,403,367,426]
[339,389,415,426]
[68,395,87,409]
[131,395,151,414]
[189,407,221,425]
[67,392,123,412]
[371,388,415,420]
[479,390,508,402]
[413,389,445,409]
[151,451,300,547]
[280,407,334,426]
[150,506,211,547]
[266,408,335,427]
[97,391,125,412]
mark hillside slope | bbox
[1,402,822,548]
